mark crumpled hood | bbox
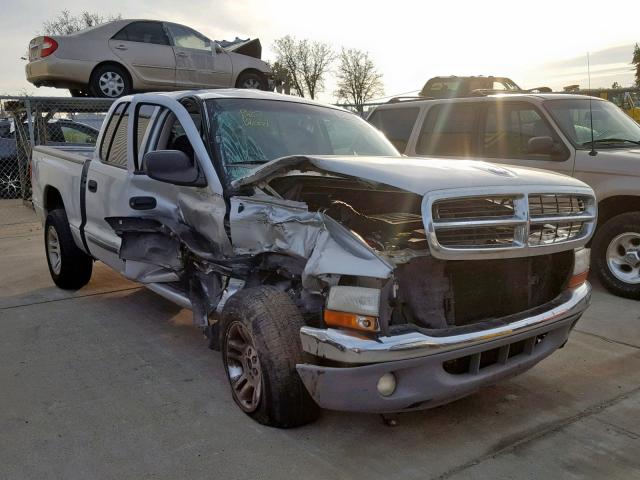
[232,155,590,195]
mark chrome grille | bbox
[425,187,597,260]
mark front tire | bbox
[45,209,93,290]
[592,212,640,299]
[89,64,132,98]
[220,286,320,428]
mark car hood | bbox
[232,155,591,195]
[576,148,640,177]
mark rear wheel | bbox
[592,212,640,299]
[89,64,132,98]
[45,209,93,290]
[220,286,320,428]
[236,71,265,90]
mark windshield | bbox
[206,99,399,182]
[544,98,640,148]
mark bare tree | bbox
[273,36,306,97]
[273,36,334,99]
[335,48,384,113]
[298,40,334,100]
[41,10,121,36]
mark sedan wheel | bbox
[242,77,262,89]
[0,171,21,199]
[98,71,125,98]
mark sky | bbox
[0,0,638,102]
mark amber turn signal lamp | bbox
[568,270,589,288]
[323,309,379,332]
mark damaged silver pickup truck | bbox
[32,89,596,428]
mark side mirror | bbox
[527,136,555,155]
[143,150,207,187]
[214,43,224,54]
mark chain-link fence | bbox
[0,96,114,209]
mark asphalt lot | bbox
[1,200,639,480]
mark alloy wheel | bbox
[47,225,62,275]
[606,232,640,284]
[224,321,262,412]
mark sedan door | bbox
[164,23,232,88]
[108,21,176,88]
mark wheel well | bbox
[44,186,64,215]
[90,61,133,85]
[597,196,640,227]
[235,69,265,87]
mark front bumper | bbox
[296,283,591,413]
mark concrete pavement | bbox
[1,202,639,479]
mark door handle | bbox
[129,196,157,210]
[176,51,188,57]
[87,180,97,192]
[114,44,128,50]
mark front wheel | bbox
[592,212,640,299]
[45,209,93,290]
[220,286,320,428]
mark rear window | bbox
[416,103,479,157]
[100,102,130,168]
[112,21,169,46]
[368,108,419,152]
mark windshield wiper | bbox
[582,138,640,146]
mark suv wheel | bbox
[592,212,640,299]
[89,65,132,98]
[220,286,320,428]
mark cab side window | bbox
[368,108,419,153]
[100,102,130,168]
[416,103,478,157]
[482,103,566,160]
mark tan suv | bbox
[368,94,640,299]
[26,20,271,98]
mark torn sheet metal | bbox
[230,195,393,291]
[177,191,232,256]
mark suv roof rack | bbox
[387,96,432,104]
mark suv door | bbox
[165,23,232,88]
[477,101,574,176]
[109,21,175,87]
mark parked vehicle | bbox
[0,118,98,198]
[26,20,272,98]
[32,89,594,427]
[419,76,551,99]
[368,93,640,299]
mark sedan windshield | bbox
[205,98,399,181]
[544,98,640,148]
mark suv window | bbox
[368,108,419,152]
[112,21,169,45]
[416,103,478,156]
[100,103,130,168]
[166,23,210,51]
[482,102,559,159]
